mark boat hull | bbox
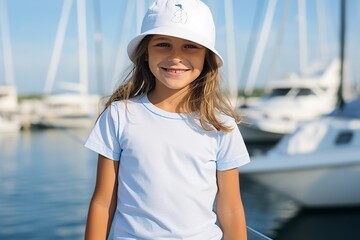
[239,123,284,143]
[0,116,21,132]
[240,150,360,207]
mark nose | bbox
[167,58,182,64]
[167,48,183,64]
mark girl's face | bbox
[147,35,207,95]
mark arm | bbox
[84,155,119,240]
[216,168,247,240]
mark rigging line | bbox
[240,0,265,99]
[111,1,136,88]
[50,125,89,145]
[44,0,73,94]
[265,0,292,90]
[244,0,277,97]
[106,0,126,91]
[247,226,273,240]
[224,0,238,103]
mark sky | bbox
[0,0,359,96]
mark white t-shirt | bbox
[85,94,250,240]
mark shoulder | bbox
[107,95,144,112]
[104,94,149,126]
[216,113,238,131]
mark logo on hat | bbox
[172,3,188,24]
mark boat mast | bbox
[44,0,89,95]
[223,0,238,105]
[315,0,328,59]
[240,0,264,96]
[337,0,346,112]
[0,0,15,86]
[93,0,104,95]
[244,0,277,97]
[111,1,136,87]
[265,0,291,89]
[298,0,308,75]
[44,0,73,94]
[77,0,89,95]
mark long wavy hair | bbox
[105,35,240,132]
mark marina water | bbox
[1,129,360,240]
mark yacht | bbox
[0,86,21,132]
[238,59,341,142]
[38,93,101,129]
[239,97,360,207]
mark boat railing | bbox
[247,226,273,240]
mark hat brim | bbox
[127,27,223,67]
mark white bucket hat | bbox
[127,0,223,67]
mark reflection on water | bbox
[241,175,300,239]
[275,207,360,240]
[0,129,96,240]
[1,130,360,240]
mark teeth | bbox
[168,69,186,73]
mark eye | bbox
[184,44,199,49]
[155,42,170,47]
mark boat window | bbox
[296,88,314,96]
[335,131,353,145]
[268,88,291,97]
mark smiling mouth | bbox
[161,68,189,74]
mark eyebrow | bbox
[151,37,202,46]
[151,36,172,42]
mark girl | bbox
[84,0,250,239]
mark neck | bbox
[147,89,190,113]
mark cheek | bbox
[194,52,206,69]
[147,58,161,78]
[147,50,162,69]
[193,58,206,74]
[148,61,156,75]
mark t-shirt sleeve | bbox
[84,103,122,161]
[216,120,250,171]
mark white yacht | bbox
[239,97,360,207]
[0,86,21,132]
[39,93,101,129]
[238,59,341,142]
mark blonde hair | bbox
[105,35,240,132]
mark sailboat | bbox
[0,0,21,132]
[239,0,360,208]
[237,0,340,143]
[239,58,341,142]
[38,0,100,129]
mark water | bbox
[1,129,360,240]
[0,129,95,240]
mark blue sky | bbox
[0,0,359,95]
